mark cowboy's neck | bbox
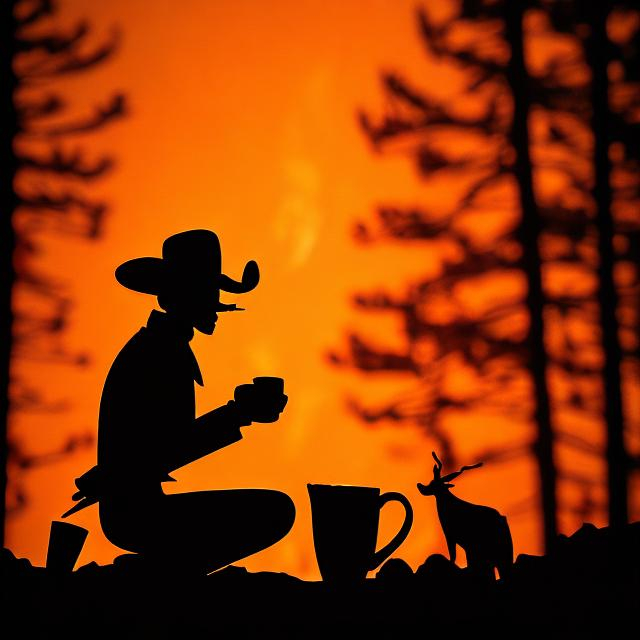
[148,309,195,342]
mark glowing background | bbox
[7,0,629,579]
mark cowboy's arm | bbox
[164,401,250,473]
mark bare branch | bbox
[358,71,505,149]
[11,382,69,413]
[24,93,126,137]
[17,148,113,179]
[17,189,107,238]
[339,334,418,374]
[6,433,95,515]
[16,21,90,54]
[472,442,532,465]
[18,27,121,79]
[558,470,602,488]
[15,0,54,28]
[555,430,602,457]
[16,94,64,121]
[417,8,505,79]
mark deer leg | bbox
[466,549,493,581]
[446,536,457,564]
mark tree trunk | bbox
[504,2,558,551]
[587,3,628,527]
[0,0,18,547]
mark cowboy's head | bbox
[114,229,259,334]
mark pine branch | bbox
[16,94,64,121]
[17,148,113,179]
[15,0,54,28]
[16,21,90,54]
[23,93,126,137]
[11,381,69,413]
[6,433,95,515]
[18,27,120,79]
[417,8,505,79]
[17,189,107,238]
[555,429,602,457]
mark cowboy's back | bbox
[98,310,242,497]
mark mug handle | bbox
[369,491,414,571]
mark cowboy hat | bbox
[115,230,259,310]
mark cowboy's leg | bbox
[99,488,164,555]
[149,489,296,573]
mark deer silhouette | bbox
[418,452,513,580]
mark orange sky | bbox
[7,0,626,579]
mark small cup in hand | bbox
[253,376,284,395]
[234,377,287,423]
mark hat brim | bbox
[115,257,260,298]
[115,257,166,296]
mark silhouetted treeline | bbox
[0,0,125,543]
[331,0,639,550]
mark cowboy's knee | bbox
[270,491,296,539]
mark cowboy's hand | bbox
[233,383,288,424]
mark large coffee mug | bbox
[308,484,413,583]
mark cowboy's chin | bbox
[195,319,217,335]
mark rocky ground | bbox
[2,522,639,638]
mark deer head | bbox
[417,451,483,496]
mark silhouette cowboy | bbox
[63,230,295,574]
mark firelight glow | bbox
[7,0,625,580]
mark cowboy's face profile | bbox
[158,284,221,335]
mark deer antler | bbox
[441,462,483,483]
[431,451,444,479]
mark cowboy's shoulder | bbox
[105,327,170,379]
